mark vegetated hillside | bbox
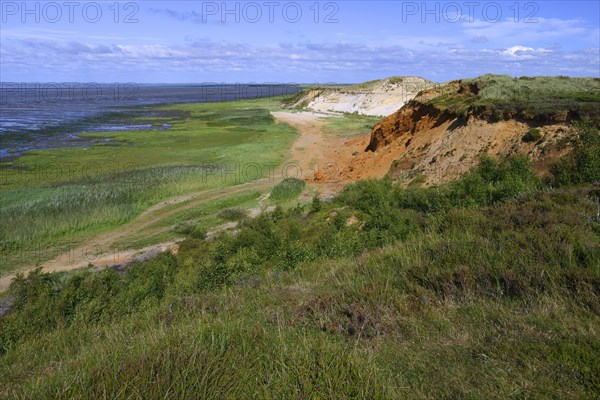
[283,76,433,116]
[1,122,599,398]
[366,75,600,185]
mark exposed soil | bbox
[285,76,432,117]
[364,101,574,185]
[274,107,574,190]
[271,111,393,194]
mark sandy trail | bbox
[272,111,328,177]
[272,111,351,195]
[272,111,391,194]
[0,180,272,291]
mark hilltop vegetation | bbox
[1,121,599,398]
[423,74,600,121]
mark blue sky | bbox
[1,1,599,83]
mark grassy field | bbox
[1,121,599,398]
[0,97,297,276]
[321,113,381,138]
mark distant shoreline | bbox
[0,85,302,159]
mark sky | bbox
[1,0,599,83]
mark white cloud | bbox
[501,46,555,60]
[462,17,591,46]
[1,36,598,81]
[503,45,534,57]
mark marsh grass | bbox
[119,191,262,250]
[0,99,297,275]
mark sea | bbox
[0,83,302,159]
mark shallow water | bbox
[0,83,301,158]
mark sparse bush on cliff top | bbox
[428,75,600,119]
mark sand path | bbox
[0,179,275,291]
[272,111,392,191]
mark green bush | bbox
[336,177,394,213]
[522,128,542,142]
[217,207,246,221]
[270,178,306,201]
[451,155,538,205]
[174,221,206,239]
[550,121,600,185]
[337,156,538,237]
[0,253,178,353]
[311,192,322,212]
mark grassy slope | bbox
[1,125,599,397]
[0,97,296,275]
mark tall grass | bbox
[1,106,599,398]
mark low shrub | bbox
[522,128,542,142]
[550,121,600,185]
[174,221,206,239]
[217,208,246,221]
[270,178,306,201]
[311,192,322,212]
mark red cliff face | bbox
[365,80,577,153]
[365,81,463,152]
[365,101,456,152]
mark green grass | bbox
[467,74,600,104]
[0,98,298,275]
[321,113,381,138]
[120,191,262,250]
[2,140,599,397]
[270,178,306,201]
